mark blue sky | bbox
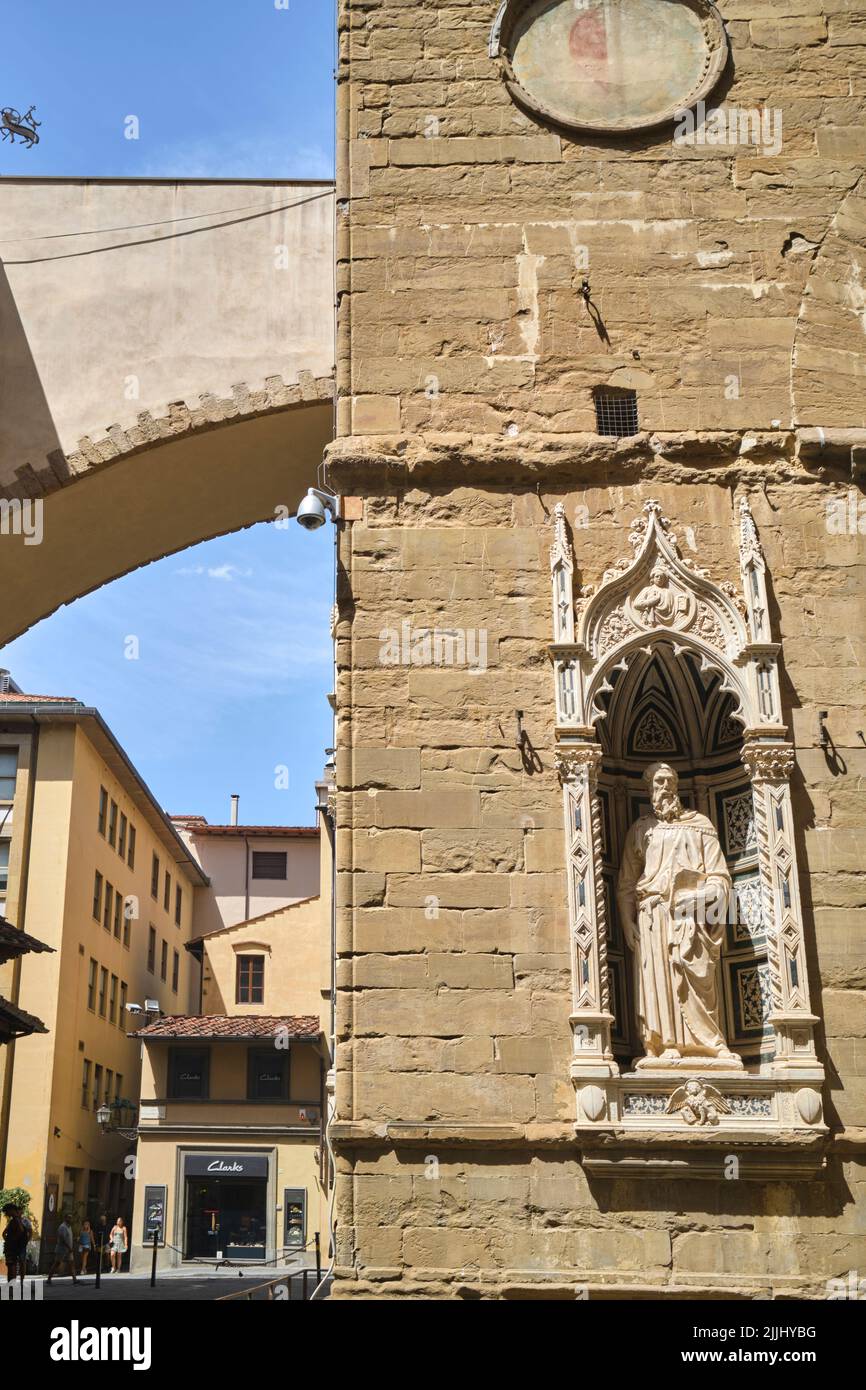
[1,1,336,825]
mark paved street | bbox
[10,1264,326,1302]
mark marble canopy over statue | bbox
[548,498,827,1175]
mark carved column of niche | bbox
[549,501,581,727]
[741,741,821,1076]
[738,496,786,736]
[556,745,617,1078]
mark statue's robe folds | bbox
[617,811,732,1057]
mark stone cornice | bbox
[325,429,858,491]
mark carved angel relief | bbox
[665,1078,731,1127]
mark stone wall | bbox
[331,0,866,1297]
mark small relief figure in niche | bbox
[666,1077,731,1126]
[616,762,741,1070]
[631,563,687,629]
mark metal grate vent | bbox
[594,390,639,438]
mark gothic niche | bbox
[549,500,826,1175]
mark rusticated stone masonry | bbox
[330,0,866,1299]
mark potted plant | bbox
[0,1186,36,1275]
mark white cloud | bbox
[139,131,332,182]
[176,563,253,582]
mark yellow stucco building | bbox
[0,681,206,1260]
[128,816,333,1273]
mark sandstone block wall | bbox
[331,0,866,1297]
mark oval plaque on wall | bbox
[494,0,729,135]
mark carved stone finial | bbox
[549,501,573,571]
[738,495,764,570]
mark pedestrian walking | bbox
[108,1215,128,1272]
[46,1213,78,1284]
[78,1218,93,1275]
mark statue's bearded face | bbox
[650,766,683,822]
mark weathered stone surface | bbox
[332,0,866,1300]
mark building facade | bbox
[172,815,320,937]
[330,0,866,1297]
[129,810,333,1273]
[0,684,206,1261]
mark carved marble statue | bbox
[616,763,740,1069]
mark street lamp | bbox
[96,1098,139,1140]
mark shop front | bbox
[182,1152,270,1262]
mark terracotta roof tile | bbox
[0,692,79,703]
[0,916,55,960]
[132,1014,320,1040]
[176,824,318,837]
[0,995,48,1037]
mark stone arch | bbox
[0,382,334,646]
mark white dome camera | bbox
[296,487,339,530]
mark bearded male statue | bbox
[616,762,740,1069]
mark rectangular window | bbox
[105,1068,113,1105]
[113,890,122,940]
[109,974,118,1025]
[81,1058,91,1109]
[93,1062,102,1111]
[247,1048,288,1100]
[103,883,113,934]
[92,870,103,921]
[251,850,287,881]
[160,939,168,982]
[0,841,8,894]
[172,949,179,994]
[98,786,107,836]
[174,884,182,927]
[122,897,131,949]
[127,825,136,870]
[118,812,127,860]
[98,967,108,1017]
[119,981,128,1025]
[163,871,171,913]
[115,1073,122,1101]
[87,959,97,1011]
[0,749,17,801]
[147,926,156,974]
[236,955,265,1005]
[108,799,118,848]
[167,1047,209,1099]
[150,853,159,899]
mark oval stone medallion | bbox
[496,0,729,134]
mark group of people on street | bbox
[2,1203,128,1282]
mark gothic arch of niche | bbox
[548,499,827,1176]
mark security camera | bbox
[296,488,340,531]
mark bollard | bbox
[150,1230,158,1288]
[302,1267,308,1301]
[315,1231,321,1285]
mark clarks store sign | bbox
[184,1153,269,1178]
